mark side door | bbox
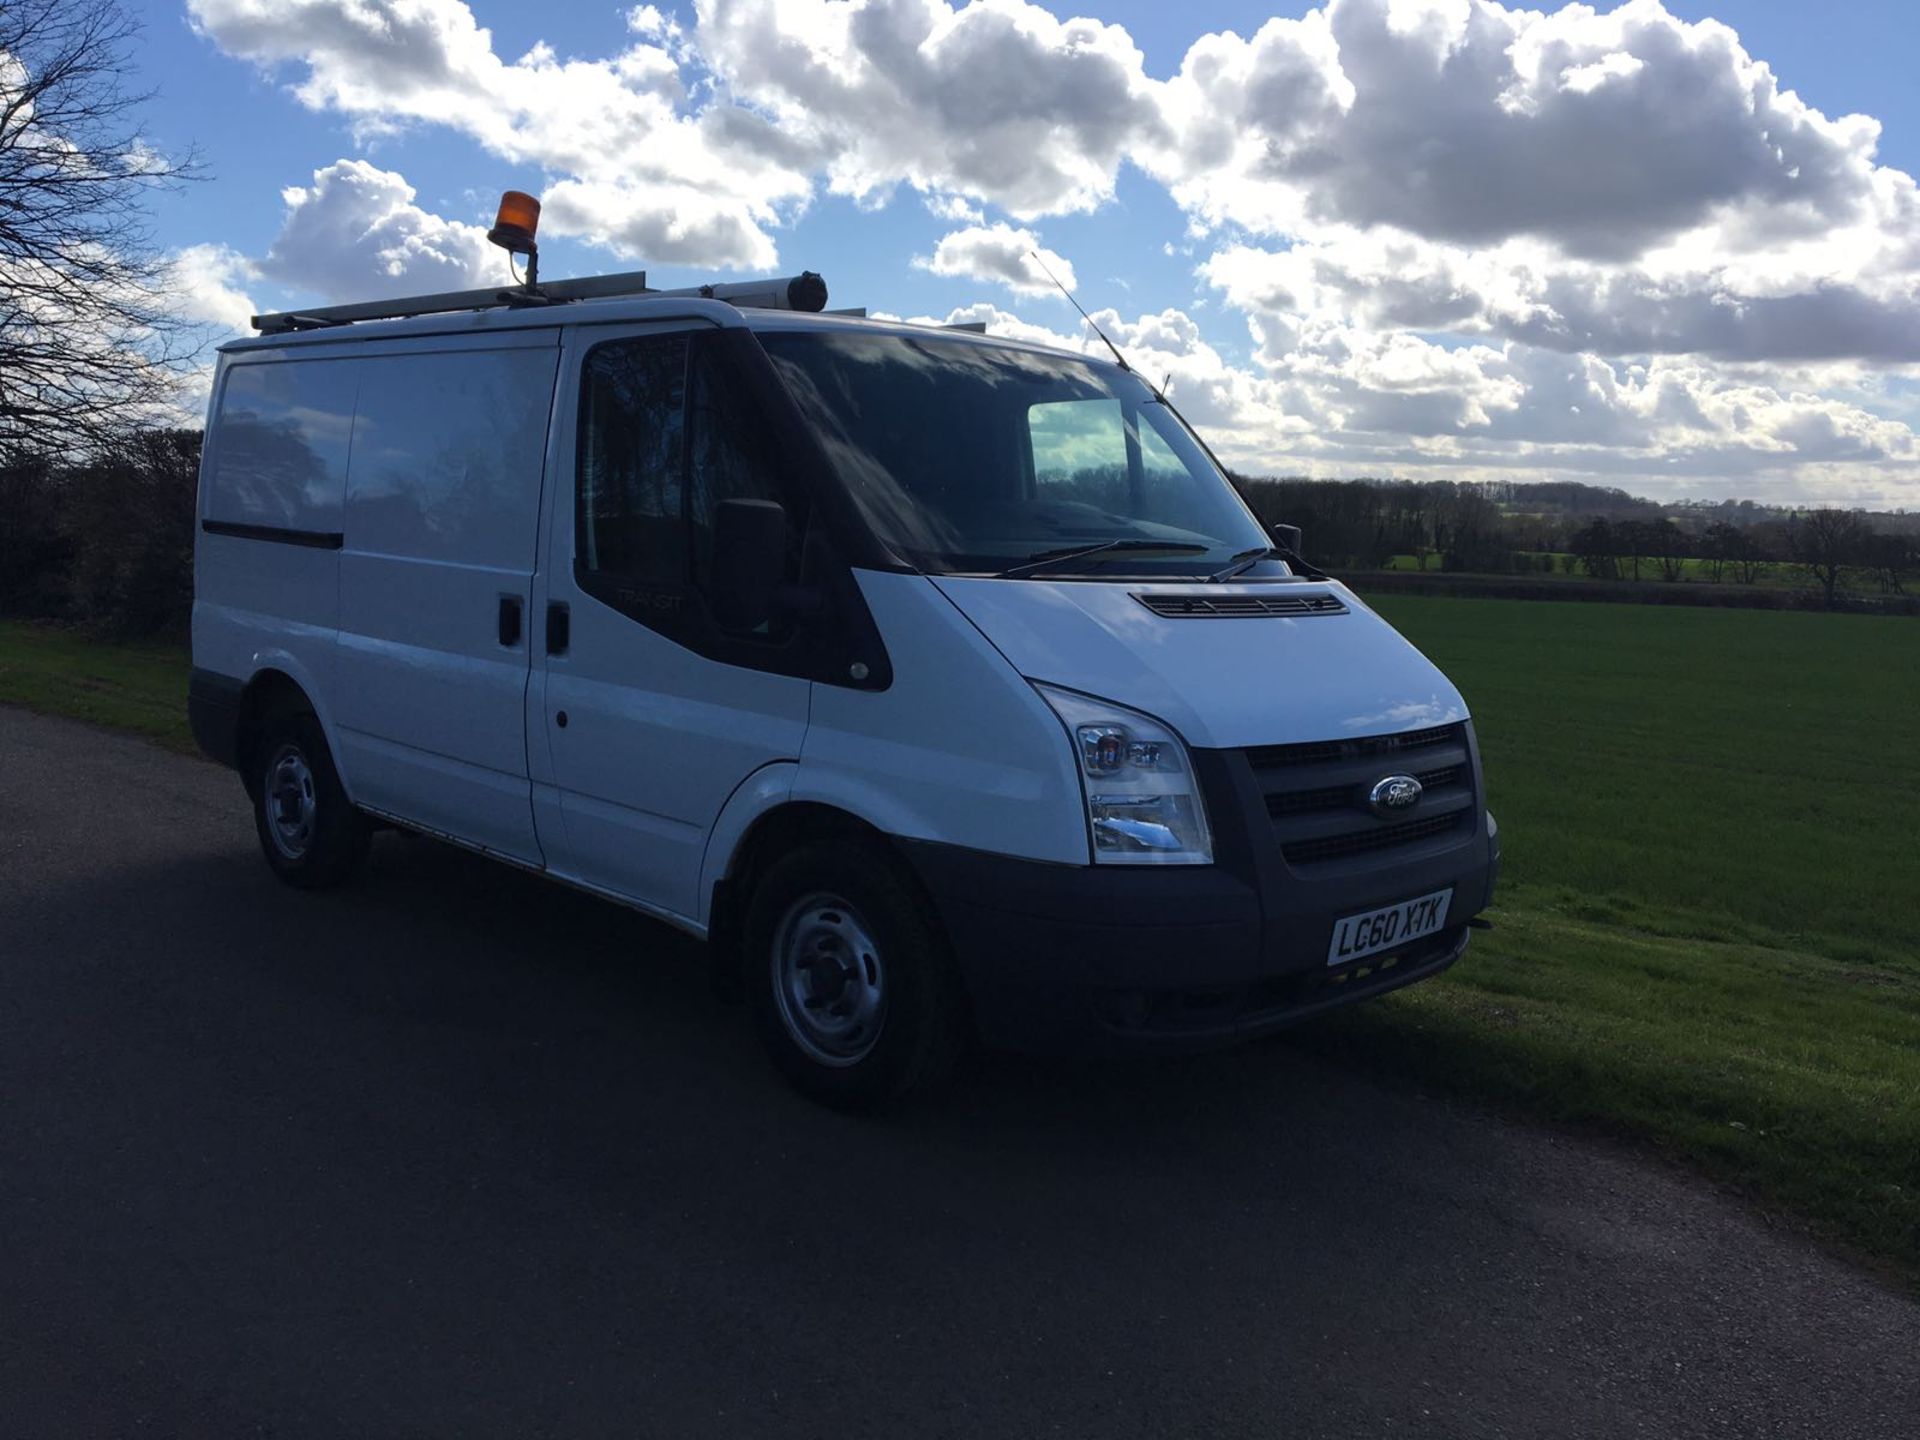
[533,322,811,924]
[332,332,560,864]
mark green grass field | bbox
[1308,595,1920,1280]
[0,621,193,751]
[3,603,1916,1279]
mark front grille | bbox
[1281,812,1462,866]
[1133,591,1348,619]
[1266,764,1461,818]
[1245,722,1477,871]
[1245,722,1460,771]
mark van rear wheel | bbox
[744,841,968,1109]
[250,711,369,889]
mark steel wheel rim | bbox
[772,894,887,1067]
[265,743,318,860]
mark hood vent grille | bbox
[1133,591,1348,619]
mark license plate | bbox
[1327,889,1453,966]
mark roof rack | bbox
[251,269,830,335]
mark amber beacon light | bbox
[487,190,542,286]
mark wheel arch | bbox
[234,665,343,798]
[710,799,904,923]
[704,791,944,989]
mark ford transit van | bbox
[189,266,1498,1105]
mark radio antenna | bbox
[1028,250,1136,376]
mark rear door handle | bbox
[546,602,570,656]
[498,594,523,647]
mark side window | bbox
[347,347,558,567]
[1027,398,1128,510]
[206,360,358,532]
[687,344,790,586]
[577,335,689,584]
[576,331,797,636]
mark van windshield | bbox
[759,331,1278,578]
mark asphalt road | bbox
[2,706,1916,1438]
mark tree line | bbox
[0,431,202,637]
[1234,476,1918,605]
[6,441,1918,638]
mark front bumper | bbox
[898,742,1497,1054]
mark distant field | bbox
[1380,551,1810,587]
[1308,595,1920,1279]
[3,603,1917,1279]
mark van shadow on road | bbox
[4,801,1917,1438]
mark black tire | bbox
[743,840,969,1109]
[249,710,369,889]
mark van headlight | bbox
[1034,683,1213,866]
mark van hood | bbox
[930,576,1467,751]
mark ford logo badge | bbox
[1368,774,1423,817]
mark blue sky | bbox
[120,1,1920,504]
[134,1,1229,322]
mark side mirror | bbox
[710,498,788,632]
[1270,522,1304,555]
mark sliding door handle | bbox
[497,594,523,647]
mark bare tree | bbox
[1700,522,1741,583]
[1791,508,1870,608]
[1612,518,1652,582]
[1,0,198,453]
[1645,517,1689,583]
[1731,522,1780,585]
[1863,531,1914,596]
[1568,517,1617,579]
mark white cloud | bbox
[1200,219,1920,368]
[917,224,1076,296]
[186,0,807,269]
[258,159,496,301]
[625,5,683,43]
[1148,0,1886,261]
[694,0,1165,217]
[187,0,1920,360]
[164,244,257,334]
[908,296,1920,505]
[174,0,1920,503]
[539,173,780,270]
[924,193,985,225]
[911,302,1088,352]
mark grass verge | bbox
[0,620,194,753]
[1296,891,1919,1280]
[1301,595,1920,1282]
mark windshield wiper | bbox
[996,539,1208,580]
[1206,544,1330,582]
[1206,547,1273,583]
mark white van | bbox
[189,267,1498,1105]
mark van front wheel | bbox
[744,841,968,1108]
[250,712,369,889]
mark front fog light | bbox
[1035,683,1213,866]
